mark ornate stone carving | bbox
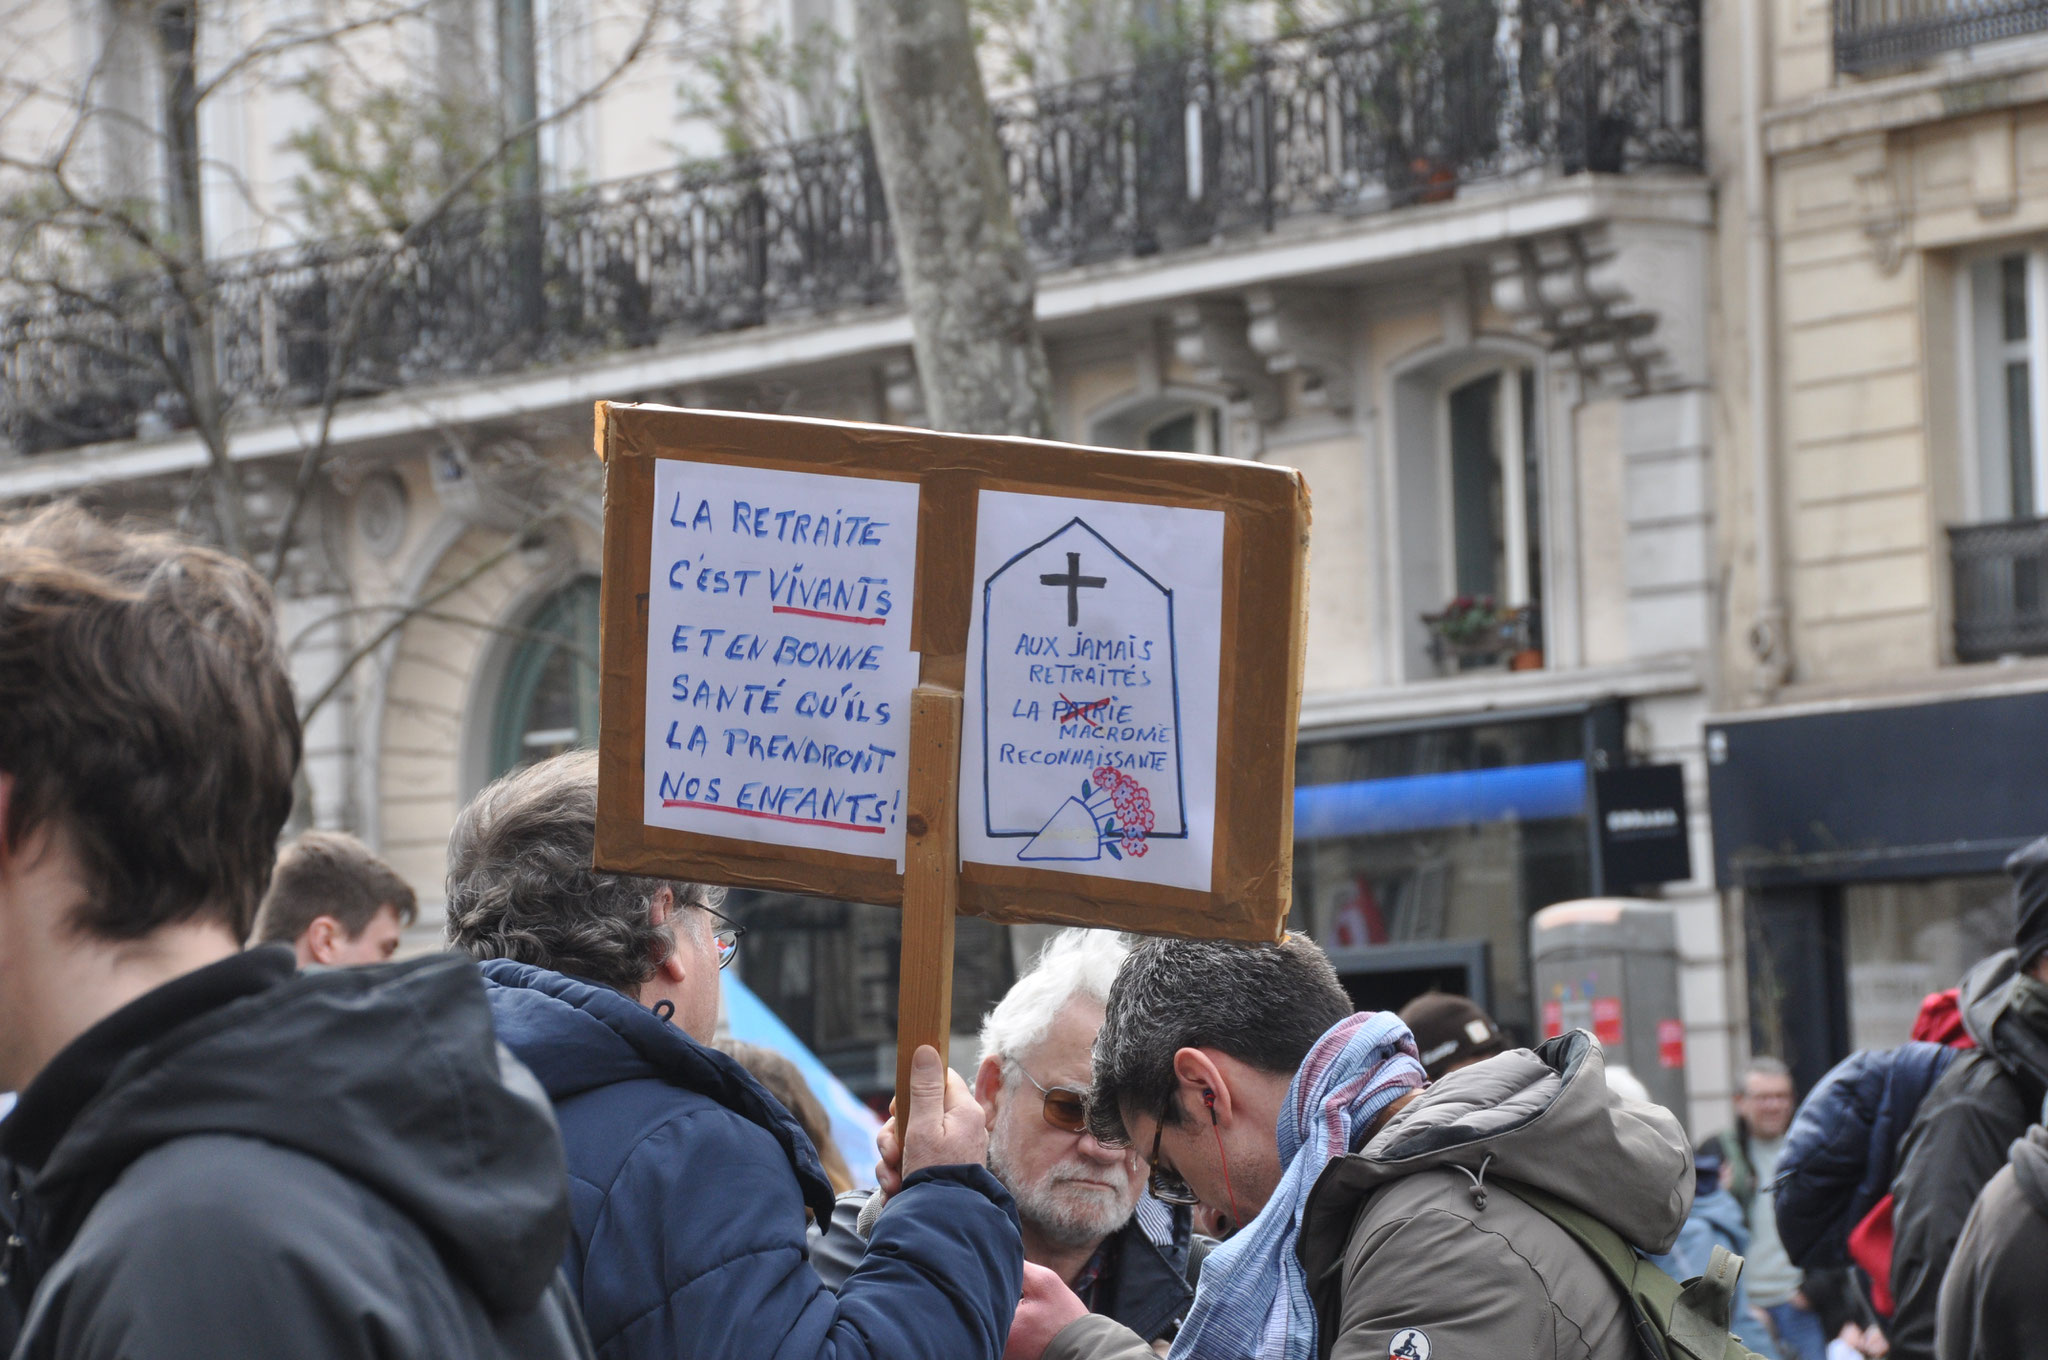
[1491,223,1706,396]
[1244,286,1355,412]
[1171,299,1282,425]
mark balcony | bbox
[1952,517,2048,661]
[1836,0,2048,75]
[2,1,1699,456]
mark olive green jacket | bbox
[1045,1034,1692,1360]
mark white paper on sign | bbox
[962,490,1223,893]
[643,460,920,866]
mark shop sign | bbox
[1593,764,1692,888]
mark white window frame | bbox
[1436,362,1541,609]
[1958,247,2048,522]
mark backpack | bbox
[1500,1180,1769,1360]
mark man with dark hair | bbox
[445,750,1023,1360]
[251,830,418,966]
[0,503,587,1359]
[1013,934,1691,1360]
[1888,836,2048,1360]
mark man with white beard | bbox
[815,930,1205,1346]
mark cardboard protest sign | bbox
[593,402,1310,944]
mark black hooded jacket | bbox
[1936,1122,2048,1360]
[1889,949,2048,1360]
[0,948,590,1360]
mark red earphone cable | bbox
[1204,1090,1244,1227]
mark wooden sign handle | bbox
[893,684,962,1132]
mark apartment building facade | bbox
[1,0,1741,1121]
[1707,0,2048,1095]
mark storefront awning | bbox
[1706,688,2048,888]
[1294,760,1586,839]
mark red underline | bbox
[771,605,887,625]
[660,798,889,833]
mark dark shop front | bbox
[1292,700,1694,1045]
[1706,688,2048,1096]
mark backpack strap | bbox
[1497,1180,1765,1360]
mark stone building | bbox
[1704,0,2048,1095]
[1,0,1741,1122]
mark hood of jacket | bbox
[478,958,835,1223]
[29,953,571,1318]
[1958,950,2048,1090]
[2009,1122,2048,1219]
[1311,1032,1692,1255]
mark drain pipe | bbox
[1741,0,1790,694]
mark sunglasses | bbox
[1145,1121,1200,1206]
[702,905,746,970]
[1008,1061,1090,1134]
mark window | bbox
[1393,353,1548,678]
[1292,713,1596,1043]
[1843,875,2012,1051]
[1089,392,1229,457]
[1954,254,2048,661]
[1446,367,1542,610]
[490,577,600,779]
[1141,406,1222,455]
[1967,251,2048,521]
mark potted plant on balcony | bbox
[1421,596,1540,673]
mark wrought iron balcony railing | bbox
[2,0,1699,456]
[1836,0,2048,74]
[1952,517,2048,661]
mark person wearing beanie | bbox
[1887,835,2048,1360]
[1396,992,1506,1082]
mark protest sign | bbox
[593,403,1310,1108]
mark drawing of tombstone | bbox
[979,518,1186,863]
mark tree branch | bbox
[262,0,670,585]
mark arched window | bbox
[490,576,601,779]
[1089,391,1229,457]
[1392,353,1546,678]
[1139,405,1223,455]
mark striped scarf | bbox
[1168,1011,1428,1360]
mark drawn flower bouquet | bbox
[1085,766,1155,859]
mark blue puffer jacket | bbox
[1772,1040,1959,1268]
[480,960,1024,1360]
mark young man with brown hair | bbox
[251,830,418,966]
[0,504,588,1360]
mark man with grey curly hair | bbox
[447,750,1024,1360]
[815,929,1202,1348]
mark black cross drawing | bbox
[1039,551,1107,626]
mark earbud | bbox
[1202,1088,1218,1124]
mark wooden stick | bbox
[893,683,962,1127]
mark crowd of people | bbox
[0,504,2042,1360]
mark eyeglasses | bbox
[1008,1060,1090,1134]
[702,905,746,970]
[1145,1121,1200,1206]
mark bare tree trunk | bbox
[156,0,247,556]
[498,0,544,336]
[851,0,1051,438]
